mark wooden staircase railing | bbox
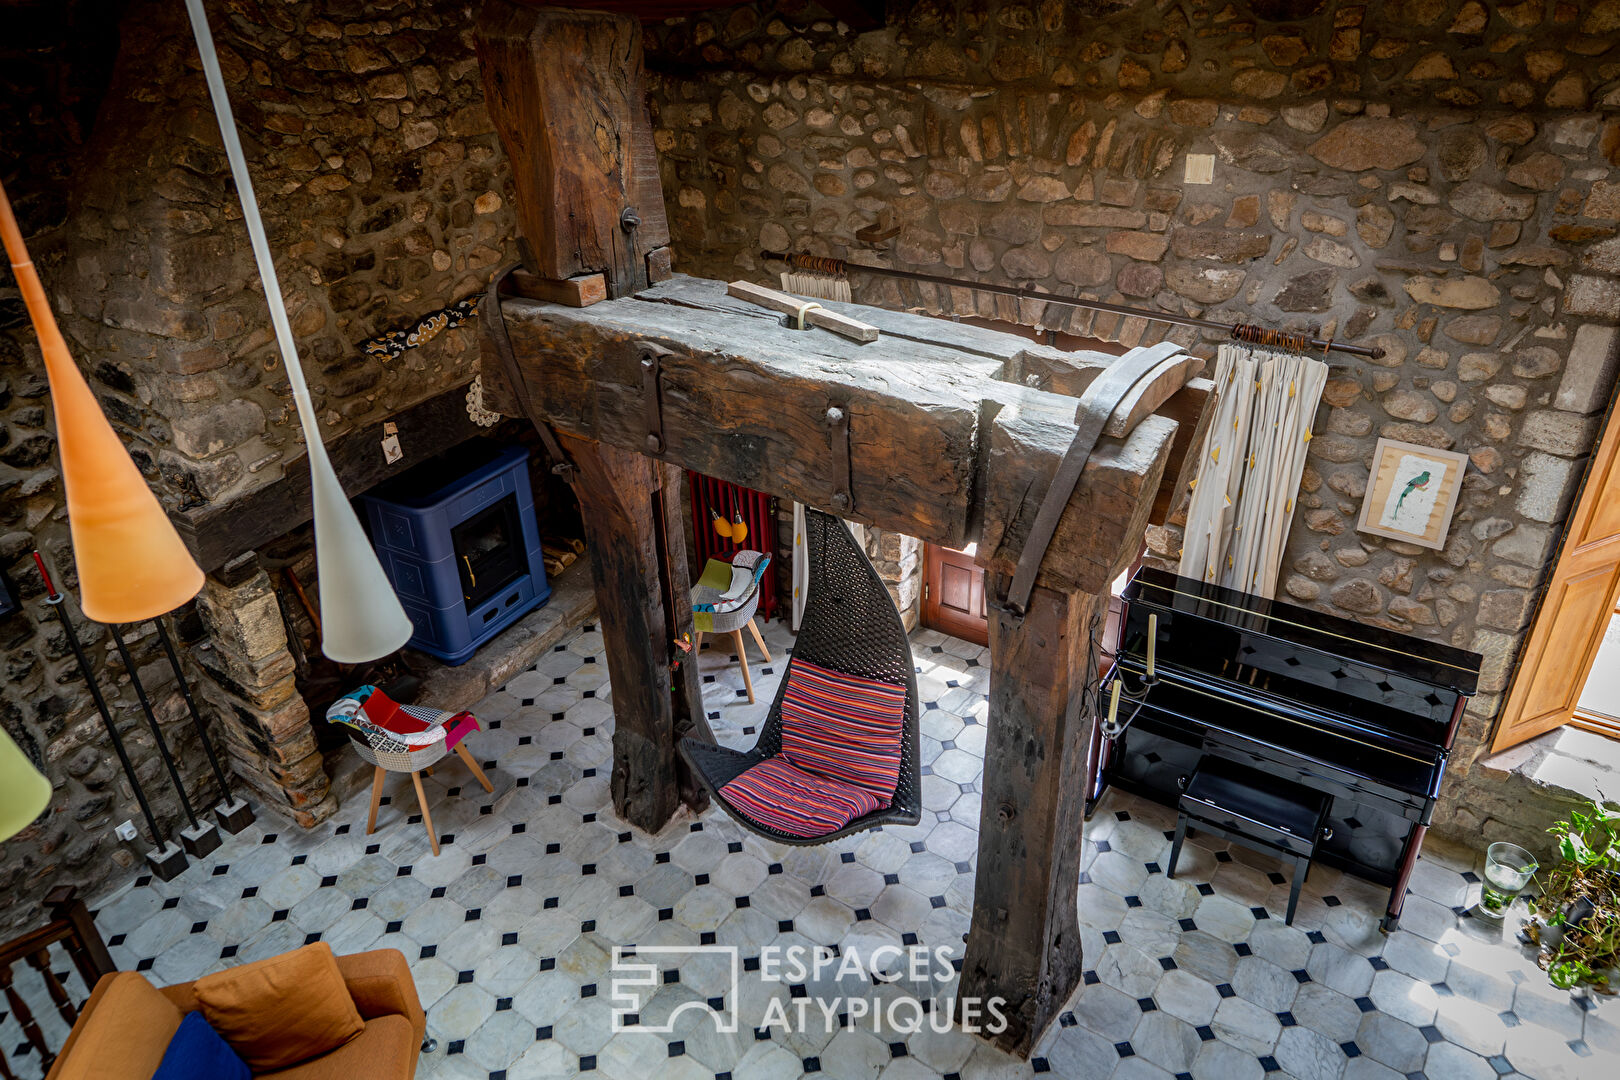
[0,887,116,1078]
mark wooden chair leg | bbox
[746,617,772,662]
[694,631,703,653]
[366,767,386,835]
[1166,815,1188,879]
[411,771,440,856]
[455,743,495,793]
[731,629,755,703]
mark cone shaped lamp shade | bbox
[0,183,204,623]
[185,0,412,663]
[0,727,51,844]
[307,433,415,663]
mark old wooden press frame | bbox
[473,1,1214,1055]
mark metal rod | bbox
[761,251,1386,360]
[150,618,236,802]
[33,557,167,847]
[110,626,201,829]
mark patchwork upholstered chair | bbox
[327,687,492,856]
[680,509,920,844]
[691,549,772,703]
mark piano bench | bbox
[1167,757,1332,926]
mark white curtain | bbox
[1178,343,1329,599]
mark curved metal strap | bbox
[481,263,576,483]
[1001,346,1177,618]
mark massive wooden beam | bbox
[560,434,708,830]
[475,2,670,298]
[482,276,1180,595]
[962,583,1101,1053]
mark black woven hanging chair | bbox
[679,507,921,845]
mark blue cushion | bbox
[152,1011,251,1080]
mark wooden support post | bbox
[960,583,1104,1056]
[475,1,670,300]
[563,436,708,830]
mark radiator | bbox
[687,472,777,623]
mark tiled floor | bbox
[4,621,1613,1079]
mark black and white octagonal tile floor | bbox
[2,620,1610,1079]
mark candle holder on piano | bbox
[1099,613,1159,740]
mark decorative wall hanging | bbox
[465,375,502,427]
[362,295,480,362]
[0,180,204,623]
[1179,343,1329,599]
[184,0,413,663]
[1355,438,1470,551]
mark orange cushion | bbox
[193,942,365,1071]
[51,972,181,1080]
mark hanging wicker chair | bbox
[679,507,921,845]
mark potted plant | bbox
[1522,796,1620,994]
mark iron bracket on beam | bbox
[641,343,673,455]
[827,404,853,514]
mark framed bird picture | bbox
[1356,438,1470,551]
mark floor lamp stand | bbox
[40,582,188,881]
[151,617,255,833]
[109,628,221,858]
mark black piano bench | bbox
[1167,757,1332,926]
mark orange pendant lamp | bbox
[0,182,204,622]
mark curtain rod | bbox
[760,251,1385,361]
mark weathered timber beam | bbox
[481,276,1180,594]
[961,583,1101,1055]
[560,434,705,830]
[475,1,669,298]
[172,382,480,572]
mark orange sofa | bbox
[44,948,425,1080]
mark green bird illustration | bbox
[1394,470,1431,516]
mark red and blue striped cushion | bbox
[718,757,884,838]
[779,659,906,802]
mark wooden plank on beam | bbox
[726,280,880,343]
[508,269,607,308]
[171,384,480,572]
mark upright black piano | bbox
[1088,568,1482,931]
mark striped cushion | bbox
[779,659,906,801]
[718,758,884,838]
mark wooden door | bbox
[1492,404,1620,752]
[923,543,989,647]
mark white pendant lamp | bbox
[183,0,413,663]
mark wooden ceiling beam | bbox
[481,275,1182,596]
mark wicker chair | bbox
[692,549,772,703]
[679,508,921,845]
[327,688,493,856]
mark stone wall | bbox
[43,0,518,507]
[643,0,1620,846]
[0,0,520,931]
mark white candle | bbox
[1106,678,1121,727]
[1146,613,1158,679]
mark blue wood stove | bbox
[360,439,550,665]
